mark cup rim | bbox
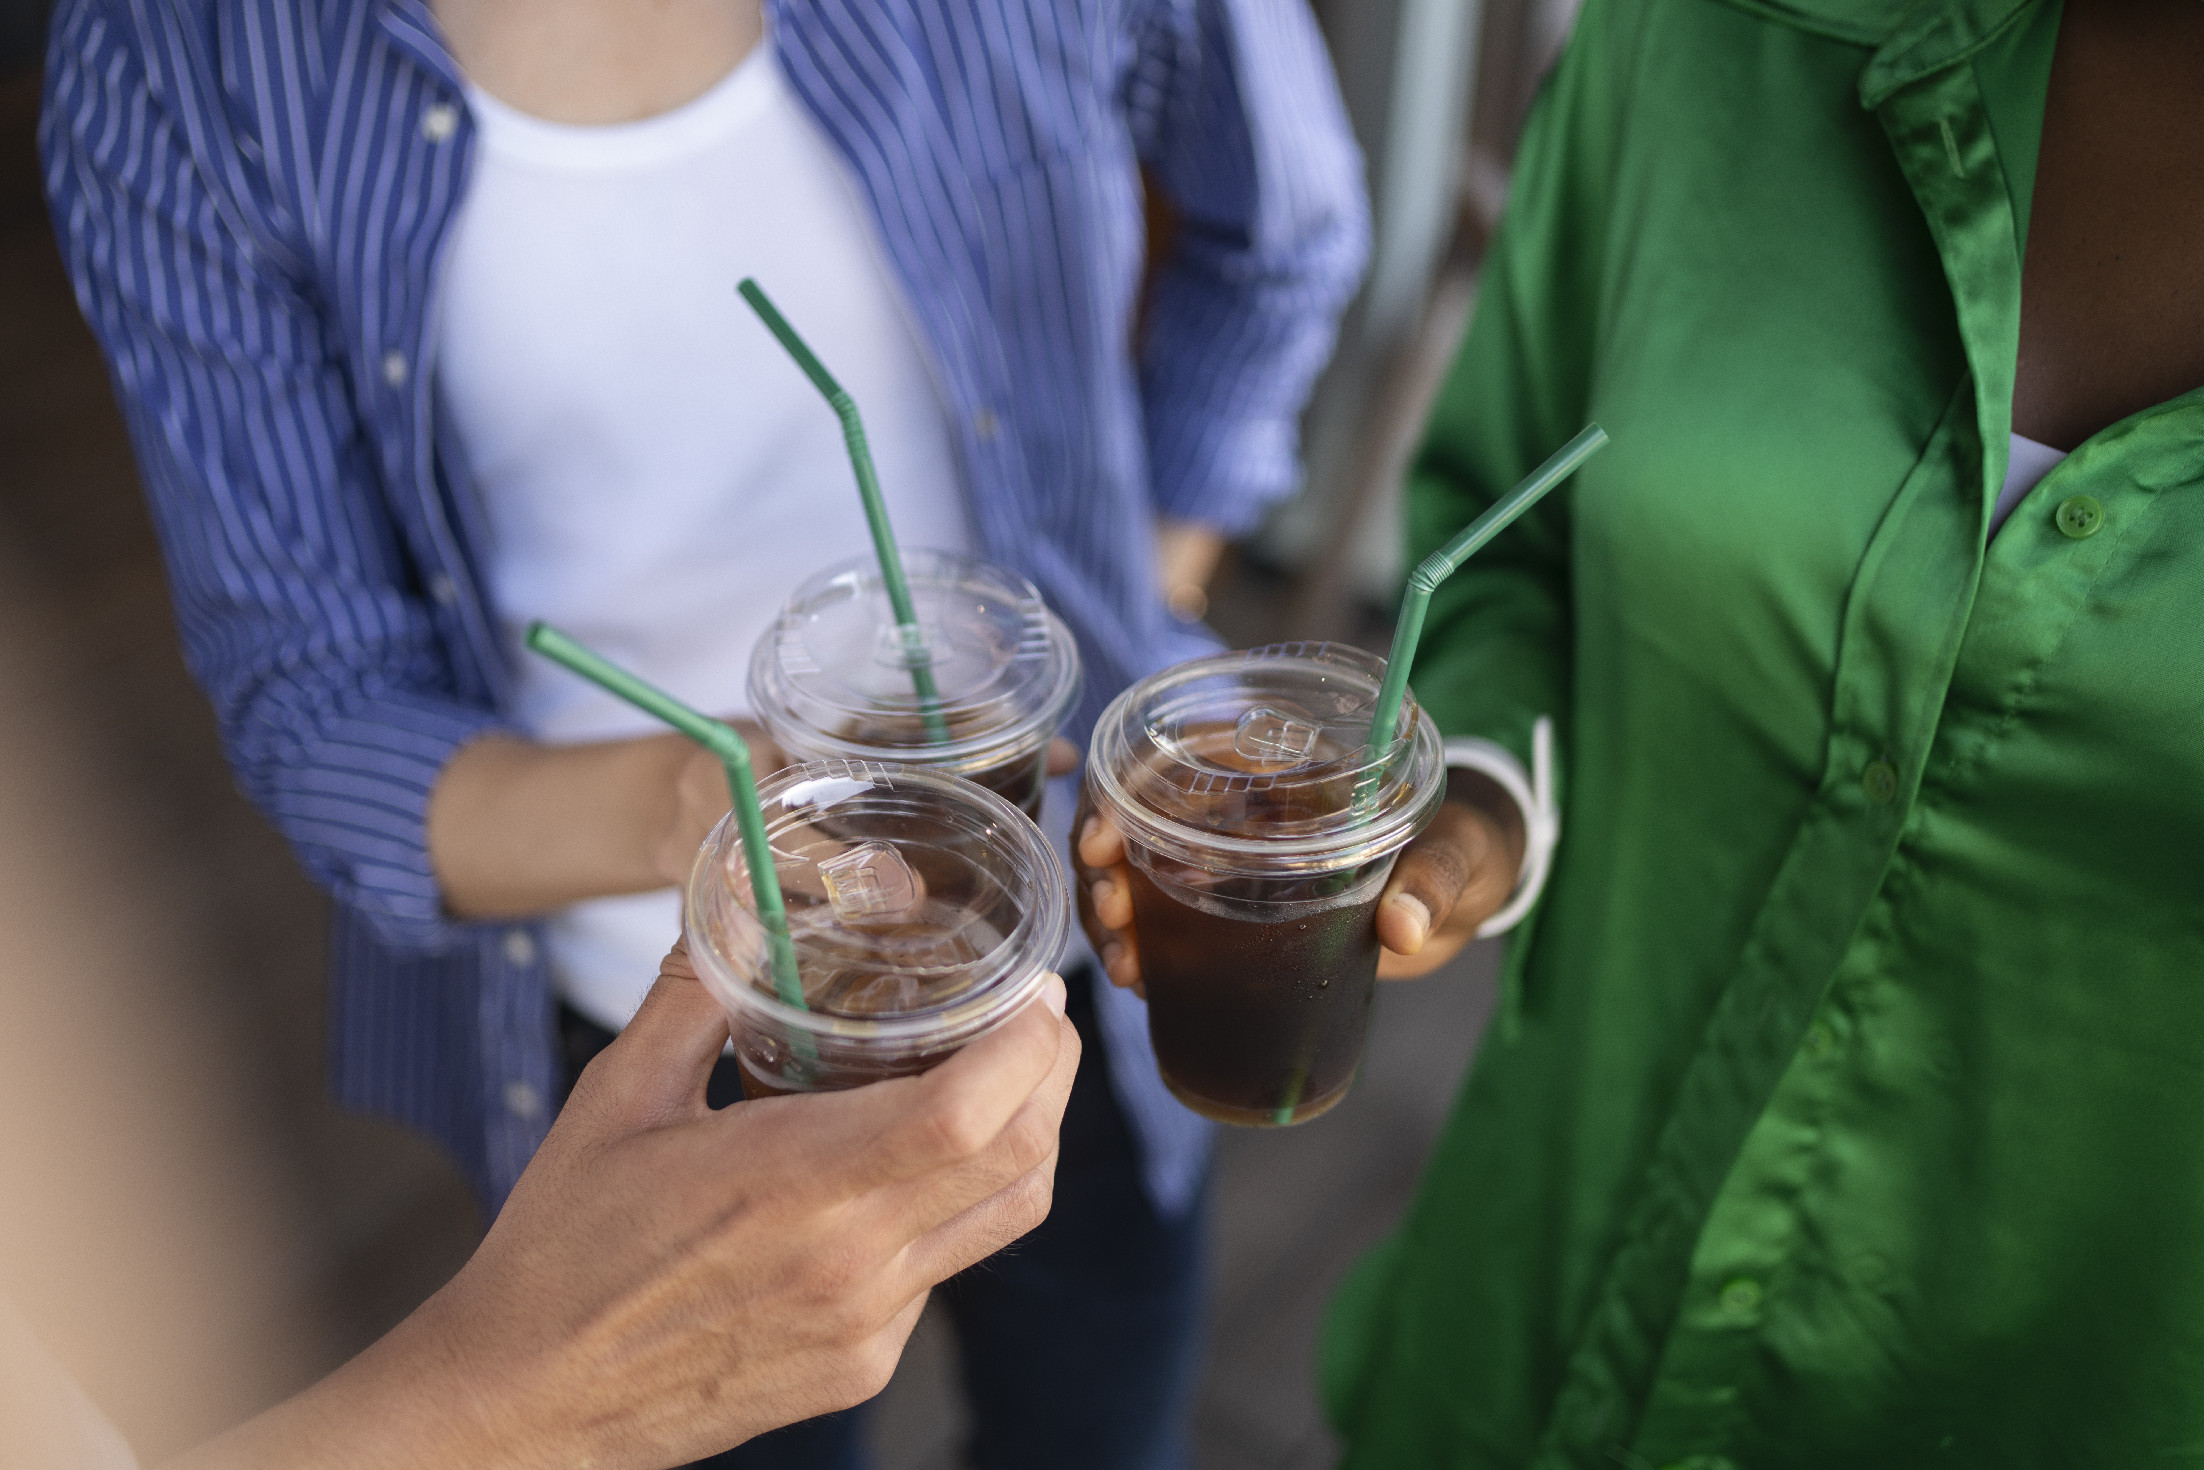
[746,549,1083,771]
[1086,642,1447,875]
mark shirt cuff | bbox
[1444,715,1559,937]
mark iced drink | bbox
[1087,644,1444,1126]
[685,760,1070,1095]
[748,550,1081,818]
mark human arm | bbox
[40,3,511,948]
[157,946,1078,1470]
[1131,0,1370,541]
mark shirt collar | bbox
[374,0,468,94]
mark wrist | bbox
[1441,720,1560,937]
[153,1286,524,1470]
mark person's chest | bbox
[1563,0,2203,861]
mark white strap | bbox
[1444,716,1559,937]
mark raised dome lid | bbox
[748,549,1080,773]
[1087,642,1445,877]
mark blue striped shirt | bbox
[41,0,1367,1212]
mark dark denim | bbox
[558,969,1208,1470]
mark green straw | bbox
[1365,425,1611,759]
[737,277,952,744]
[523,622,805,1011]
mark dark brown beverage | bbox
[824,709,1047,819]
[1127,865,1380,1125]
[968,747,1047,820]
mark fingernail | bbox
[1091,878,1114,909]
[1101,941,1123,968]
[1080,817,1099,847]
[1042,973,1068,1017]
[1388,892,1431,948]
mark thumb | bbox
[575,942,732,1129]
[1376,804,1509,957]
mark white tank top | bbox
[437,38,973,1031]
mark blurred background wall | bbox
[0,1,1576,1464]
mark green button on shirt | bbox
[1321,0,2204,1464]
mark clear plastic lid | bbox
[1087,642,1446,877]
[685,760,1069,1040]
[748,550,1081,774]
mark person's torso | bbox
[1339,0,2204,1461]
[437,35,973,1029]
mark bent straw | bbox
[737,278,952,744]
[1364,425,1610,761]
[524,623,805,1012]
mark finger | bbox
[1100,935,1142,994]
[1046,737,1079,778]
[887,1008,1080,1279]
[1376,808,1486,956]
[1089,873,1132,932]
[1377,804,1519,962]
[835,976,1069,1196]
[575,943,731,1128]
[900,1151,1061,1286]
[1076,814,1125,871]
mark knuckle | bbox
[998,1112,1057,1181]
[848,1333,904,1403]
[918,1095,995,1163]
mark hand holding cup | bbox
[379,945,1079,1470]
[1074,767,1525,992]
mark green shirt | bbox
[1322,0,2204,1462]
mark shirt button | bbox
[427,572,459,606]
[381,350,409,388]
[1803,1020,1834,1055]
[972,407,999,442]
[1861,759,1898,805]
[1718,1276,1763,1318]
[502,927,538,966]
[420,102,460,143]
[2055,494,2104,540]
[503,1079,544,1120]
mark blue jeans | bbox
[558,969,1208,1470]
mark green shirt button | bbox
[1719,1276,1763,1317]
[1804,1020,1834,1055]
[1861,760,1898,804]
[2055,494,2104,539]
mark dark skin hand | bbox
[2012,0,2204,449]
[1076,767,1528,994]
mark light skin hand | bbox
[1155,518,1226,623]
[1075,768,1528,994]
[162,946,1078,1470]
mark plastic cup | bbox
[749,550,1082,820]
[685,759,1071,1096]
[1086,643,1446,1126]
